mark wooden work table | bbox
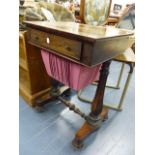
[24,21,133,148]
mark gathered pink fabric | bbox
[41,50,101,91]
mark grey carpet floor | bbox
[19,61,135,155]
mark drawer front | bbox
[29,29,82,60]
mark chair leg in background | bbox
[116,63,134,110]
[77,63,134,112]
[106,62,125,89]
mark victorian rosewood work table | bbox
[24,21,133,148]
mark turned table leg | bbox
[72,60,111,148]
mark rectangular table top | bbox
[24,21,133,43]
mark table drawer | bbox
[29,29,82,60]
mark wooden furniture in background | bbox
[19,30,51,106]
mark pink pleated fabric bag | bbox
[41,50,101,91]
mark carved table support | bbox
[72,60,111,148]
[35,84,70,111]
[58,96,87,119]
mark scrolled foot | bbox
[72,122,98,149]
[72,138,84,149]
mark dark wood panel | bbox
[91,36,129,66]
[81,43,93,66]
[29,28,82,60]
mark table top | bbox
[24,21,133,43]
